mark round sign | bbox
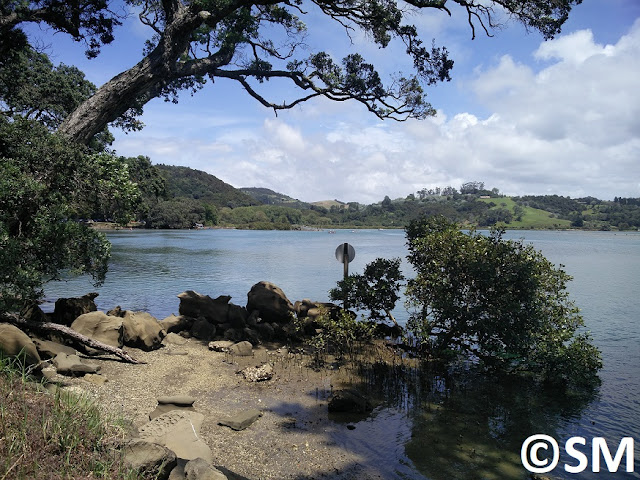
[335,243,356,263]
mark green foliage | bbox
[404,216,602,387]
[304,308,376,362]
[0,118,139,310]
[330,258,404,324]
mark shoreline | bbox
[55,338,420,480]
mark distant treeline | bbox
[102,160,639,231]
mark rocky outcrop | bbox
[70,311,124,352]
[177,291,247,326]
[122,311,166,351]
[246,282,294,323]
[0,323,41,366]
[53,293,99,326]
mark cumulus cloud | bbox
[112,19,640,203]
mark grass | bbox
[478,197,572,229]
[0,355,145,480]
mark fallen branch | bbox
[1,312,145,364]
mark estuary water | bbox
[43,229,640,478]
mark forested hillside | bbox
[128,163,640,231]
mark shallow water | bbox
[43,229,640,478]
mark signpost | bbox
[335,243,355,309]
[335,242,356,280]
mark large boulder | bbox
[246,282,294,323]
[159,314,193,334]
[122,311,166,351]
[70,311,124,351]
[177,291,233,324]
[52,292,99,325]
[0,324,41,366]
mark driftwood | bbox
[1,312,145,364]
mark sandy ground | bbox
[57,338,406,480]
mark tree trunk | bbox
[57,55,163,145]
[2,312,145,364]
[57,5,204,145]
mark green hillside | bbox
[239,187,311,209]
[156,164,257,208]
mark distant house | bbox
[480,195,491,199]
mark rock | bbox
[122,311,166,351]
[254,322,274,341]
[242,327,260,346]
[159,314,193,333]
[137,411,212,463]
[246,282,294,323]
[227,303,248,329]
[328,389,373,413]
[32,338,77,359]
[123,439,177,480]
[177,291,232,324]
[218,409,263,431]
[239,363,274,382]
[0,324,41,366]
[184,458,228,480]
[158,396,195,406]
[83,373,108,385]
[107,305,125,317]
[70,311,123,351]
[149,403,196,420]
[228,341,253,357]
[208,340,234,352]
[190,319,216,340]
[164,332,188,345]
[52,353,100,375]
[52,292,99,326]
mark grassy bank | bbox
[0,357,143,480]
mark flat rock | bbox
[32,338,77,359]
[158,395,196,406]
[52,353,100,376]
[138,410,212,462]
[83,373,108,385]
[218,409,262,431]
[328,389,373,413]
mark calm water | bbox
[43,229,640,478]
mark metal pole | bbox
[343,243,349,310]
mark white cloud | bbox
[110,17,640,203]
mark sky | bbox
[28,0,640,204]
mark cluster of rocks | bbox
[0,281,377,479]
[123,395,260,479]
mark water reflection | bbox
[341,356,598,480]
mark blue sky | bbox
[29,0,640,203]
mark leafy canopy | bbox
[404,216,601,387]
[2,0,583,143]
[0,118,139,311]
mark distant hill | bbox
[311,200,348,210]
[239,187,311,209]
[156,164,258,208]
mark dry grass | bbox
[0,356,145,480]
